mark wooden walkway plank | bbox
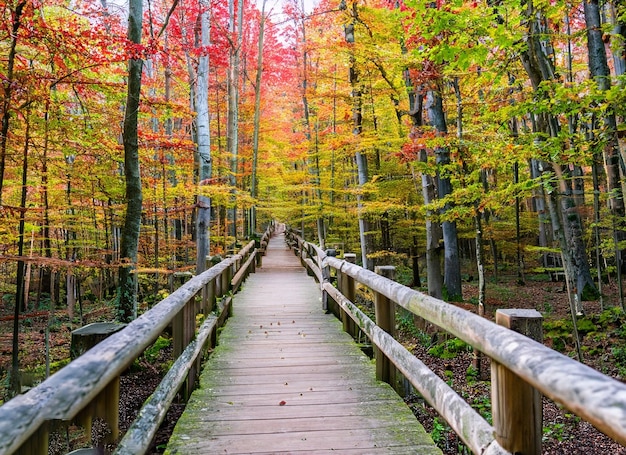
[165,233,441,455]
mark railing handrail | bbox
[290,231,626,451]
[0,238,259,455]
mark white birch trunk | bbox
[195,0,211,274]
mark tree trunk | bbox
[554,164,598,307]
[607,1,626,77]
[297,2,325,249]
[421,153,443,300]
[117,0,144,322]
[346,4,373,270]
[592,159,605,310]
[584,0,625,308]
[250,0,267,236]
[529,158,551,257]
[405,74,442,297]
[426,87,462,300]
[195,0,211,275]
[227,0,242,240]
[584,0,625,219]
[10,108,31,398]
[514,162,525,285]
[0,0,26,204]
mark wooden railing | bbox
[288,230,626,455]
[0,225,273,455]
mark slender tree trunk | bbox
[592,159,605,310]
[606,1,626,77]
[584,0,625,217]
[296,1,325,249]
[346,3,373,269]
[314,122,325,249]
[10,108,30,398]
[195,0,211,274]
[584,0,625,308]
[513,161,525,284]
[23,230,34,309]
[554,164,597,309]
[250,0,267,236]
[405,75,442,297]
[529,158,550,257]
[40,97,53,304]
[227,0,242,240]
[0,0,26,204]
[117,0,144,322]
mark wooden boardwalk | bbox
[165,233,441,454]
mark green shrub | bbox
[598,307,625,326]
[144,336,171,363]
[428,337,469,359]
[576,318,597,335]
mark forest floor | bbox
[402,274,626,455]
[1,272,626,453]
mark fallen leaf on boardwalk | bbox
[279,400,287,406]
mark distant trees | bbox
[280,0,626,313]
[3,0,626,381]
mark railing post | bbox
[220,266,230,298]
[94,375,120,444]
[491,308,543,455]
[322,249,336,312]
[374,266,396,388]
[173,299,194,372]
[202,278,216,315]
[18,424,49,454]
[339,253,357,336]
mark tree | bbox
[195,0,212,274]
[250,0,268,235]
[117,0,144,322]
[346,0,375,270]
[0,0,27,205]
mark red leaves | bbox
[397,127,444,163]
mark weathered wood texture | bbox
[323,283,505,455]
[115,315,219,454]
[491,309,543,455]
[317,252,626,447]
[70,322,126,359]
[0,239,257,455]
[165,233,440,455]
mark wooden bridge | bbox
[164,233,440,454]
[2,224,626,455]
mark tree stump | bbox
[70,322,126,359]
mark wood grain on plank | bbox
[165,233,440,455]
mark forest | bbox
[2,0,626,451]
